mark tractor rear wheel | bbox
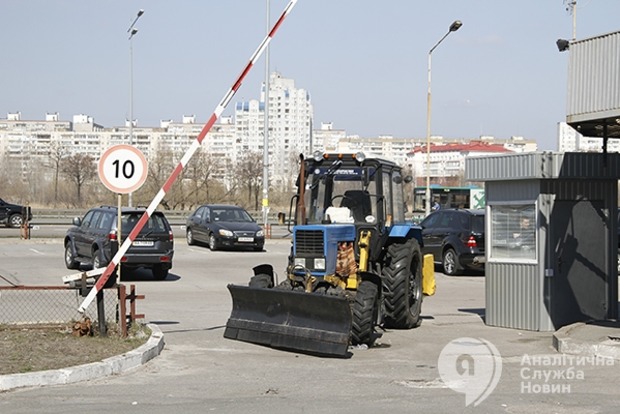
[382,239,423,329]
[351,280,379,346]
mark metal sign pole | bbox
[117,193,122,285]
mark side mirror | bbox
[72,217,82,226]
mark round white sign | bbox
[98,144,148,194]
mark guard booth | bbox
[464,29,620,332]
[466,152,620,331]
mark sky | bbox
[2,1,619,151]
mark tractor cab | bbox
[291,151,408,229]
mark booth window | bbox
[490,204,536,261]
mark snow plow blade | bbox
[224,284,352,357]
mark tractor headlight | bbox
[219,229,234,237]
[314,258,326,270]
[294,257,306,268]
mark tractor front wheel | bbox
[351,280,379,347]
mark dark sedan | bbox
[185,204,264,251]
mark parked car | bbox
[419,208,485,275]
[0,197,32,228]
[186,204,264,251]
[64,206,174,282]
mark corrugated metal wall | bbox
[485,263,541,330]
[567,31,620,122]
[467,152,620,182]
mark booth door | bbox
[549,200,609,328]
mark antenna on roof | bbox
[563,0,577,40]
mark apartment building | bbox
[234,72,313,187]
[1,72,541,189]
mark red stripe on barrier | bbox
[94,262,118,290]
[128,212,151,242]
[270,10,288,36]
[232,62,253,92]
[197,114,219,144]
[163,164,183,193]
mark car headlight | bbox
[219,229,234,237]
[256,230,264,237]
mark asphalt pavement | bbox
[0,230,619,413]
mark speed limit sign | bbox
[98,144,148,194]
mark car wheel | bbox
[186,228,195,245]
[253,245,264,252]
[8,214,23,228]
[442,248,461,276]
[152,264,169,280]
[64,243,80,270]
[208,233,218,251]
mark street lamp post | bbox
[262,0,270,228]
[127,9,144,207]
[425,20,462,216]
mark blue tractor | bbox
[225,152,431,356]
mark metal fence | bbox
[0,286,118,326]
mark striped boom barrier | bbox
[77,0,299,313]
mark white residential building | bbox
[557,121,620,152]
[234,72,313,188]
[407,141,520,187]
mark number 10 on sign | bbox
[98,144,148,194]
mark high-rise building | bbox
[234,72,313,188]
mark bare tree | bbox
[48,142,68,205]
[60,154,96,206]
[235,151,262,210]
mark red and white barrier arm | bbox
[77,0,299,313]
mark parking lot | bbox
[0,226,619,413]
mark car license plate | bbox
[238,237,254,243]
[133,241,154,247]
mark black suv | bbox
[0,197,32,228]
[419,208,485,275]
[64,206,174,281]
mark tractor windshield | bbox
[303,165,378,224]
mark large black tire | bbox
[351,280,379,346]
[382,239,423,329]
[442,248,461,276]
[64,243,80,270]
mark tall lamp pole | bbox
[425,20,462,216]
[127,9,144,207]
[262,0,270,228]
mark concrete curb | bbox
[0,323,164,392]
[553,322,620,361]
